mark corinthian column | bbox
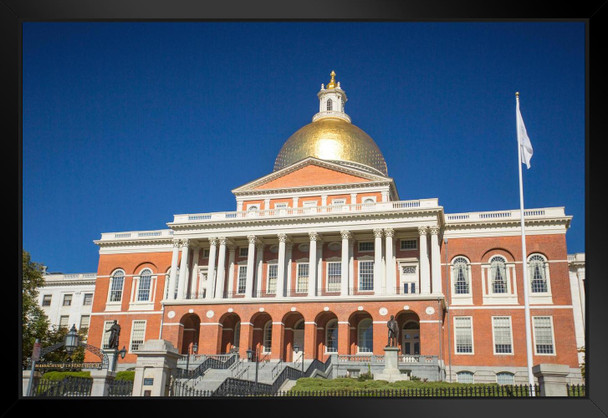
[246,235,257,298]
[373,228,384,294]
[430,226,442,295]
[167,240,180,300]
[308,232,319,297]
[418,227,431,295]
[205,237,218,299]
[277,233,288,297]
[215,237,228,299]
[340,230,351,296]
[385,228,395,295]
[177,239,190,300]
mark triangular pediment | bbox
[232,157,391,194]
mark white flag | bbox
[516,96,534,169]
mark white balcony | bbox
[171,198,440,225]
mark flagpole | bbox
[516,91,536,396]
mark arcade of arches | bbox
[169,304,437,362]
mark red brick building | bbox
[85,72,581,384]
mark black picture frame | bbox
[7,1,606,417]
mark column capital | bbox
[208,237,218,246]
[247,235,258,245]
[429,226,441,235]
[418,226,429,235]
[384,228,395,237]
[172,239,181,248]
[340,230,352,240]
[277,233,291,243]
[373,228,384,238]
[218,237,229,246]
[309,231,321,242]
[180,238,190,248]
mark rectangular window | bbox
[237,266,247,294]
[358,242,374,252]
[239,248,248,257]
[102,321,114,349]
[42,295,52,306]
[454,317,473,354]
[533,316,555,355]
[130,320,147,352]
[492,316,513,354]
[62,294,72,306]
[358,260,374,291]
[109,275,124,302]
[59,315,69,329]
[137,274,152,302]
[400,239,417,250]
[79,315,90,331]
[326,262,341,292]
[267,264,278,294]
[203,249,210,258]
[83,293,93,306]
[296,263,309,293]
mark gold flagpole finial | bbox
[327,71,337,89]
[515,91,520,97]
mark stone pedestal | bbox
[132,339,181,397]
[375,346,410,383]
[532,364,570,396]
[90,368,116,396]
[103,348,118,372]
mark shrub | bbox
[41,371,91,381]
[115,371,135,381]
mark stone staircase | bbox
[176,357,311,393]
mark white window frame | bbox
[129,320,147,352]
[296,263,309,293]
[262,321,272,354]
[239,247,248,257]
[59,315,69,329]
[481,255,518,305]
[532,316,556,356]
[357,318,374,353]
[62,294,73,307]
[528,253,553,303]
[42,294,52,306]
[135,268,154,302]
[358,241,374,252]
[325,319,338,353]
[491,316,514,355]
[457,371,475,384]
[451,256,472,299]
[266,263,278,295]
[83,293,93,306]
[400,239,417,250]
[496,372,515,385]
[101,320,115,349]
[358,260,374,291]
[79,315,90,330]
[489,256,509,294]
[237,265,247,294]
[454,316,474,355]
[399,262,419,294]
[326,261,341,292]
[108,270,125,304]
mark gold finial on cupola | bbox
[326,70,337,89]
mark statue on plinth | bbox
[107,320,121,349]
[387,315,398,348]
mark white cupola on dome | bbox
[312,70,351,123]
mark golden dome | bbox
[273,118,388,176]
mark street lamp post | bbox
[246,347,259,383]
[294,345,304,374]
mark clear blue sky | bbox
[22,22,585,273]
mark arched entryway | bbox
[179,313,201,355]
[348,310,373,354]
[315,311,338,360]
[395,311,420,356]
[218,312,241,354]
[282,311,305,362]
[249,312,273,358]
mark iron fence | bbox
[107,379,133,396]
[33,376,93,397]
[567,384,586,397]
